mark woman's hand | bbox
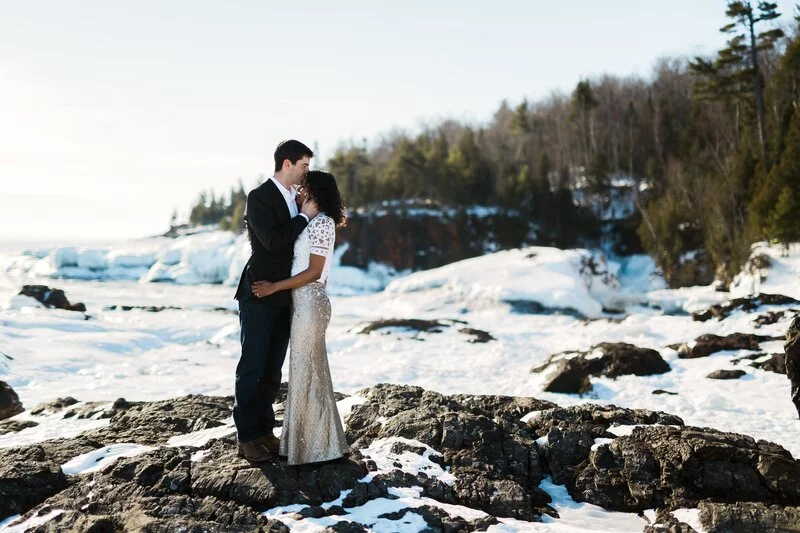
[252,281,276,298]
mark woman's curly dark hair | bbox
[303,170,346,227]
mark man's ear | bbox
[282,159,292,170]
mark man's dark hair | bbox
[274,140,314,173]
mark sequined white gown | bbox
[279,214,349,465]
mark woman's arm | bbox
[252,254,325,297]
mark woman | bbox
[251,170,349,465]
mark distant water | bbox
[0,238,122,255]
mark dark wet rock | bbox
[527,404,683,487]
[341,479,391,508]
[323,520,368,532]
[29,397,117,421]
[541,359,593,394]
[103,304,238,315]
[359,320,495,344]
[706,369,746,380]
[381,504,500,532]
[534,343,670,394]
[751,353,787,374]
[458,327,496,343]
[643,508,698,532]
[572,425,800,512]
[105,304,182,312]
[652,389,678,395]
[0,418,38,434]
[29,397,79,416]
[296,505,328,519]
[755,309,798,328]
[345,384,556,520]
[677,332,777,359]
[357,319,454,335]
[0,380,24,421]
[63,401,119,420]
[507,299,585,318]
[786,314,800,419]
[19,285,86,312]
[698,501,800,533]
[732,352,788,374]
[24,508,288,533]
[0,445,69,518]
[692,293,800,322]
[325,505,347,516]
[83,394,232,445]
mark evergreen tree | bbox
[766,186,798,252]
[690,1,783,160]
[570,80,599,174]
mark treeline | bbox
[187,181,248,232]
[186,2,800,284]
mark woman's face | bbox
[296,183,309,204]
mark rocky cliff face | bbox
[336,203,536,271]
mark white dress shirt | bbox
[269,176,309,222]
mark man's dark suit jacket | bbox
[234,179,308,307]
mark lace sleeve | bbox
[308,215,335,256]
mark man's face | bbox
[287,156,311,185]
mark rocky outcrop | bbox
[0,381,23,421]
[676,332,777,359]
[785,314,800,419]
[18,285,86,312]
[0,445,69,519]
[698,501,800,532]
[533,342,671,394]
[82,395,233,445]
[345,384,558,521]
[3,384,800,531]
[692,293,799,322]
[527,404,683,488]
[572,425,800,512]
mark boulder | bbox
[677,333,777,359]
[0,381,23,421]
[534,342,670,394]
[18,285,86,312]
[692,293,799,322]
[0,445,69,518]
[573,425,800,512]
[706,369,746,380]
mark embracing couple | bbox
[232,139,349,465]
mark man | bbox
[233,139,318,462]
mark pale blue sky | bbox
[1,1,797,242]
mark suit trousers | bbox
[233,299,291,442]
